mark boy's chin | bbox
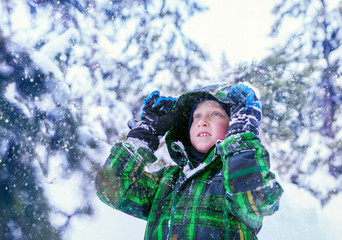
[193,144,212,154]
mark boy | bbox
[95,83,283,239]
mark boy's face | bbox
[190,100,230,153]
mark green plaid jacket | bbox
[96,132,283,240]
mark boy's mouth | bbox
[197,132,211,137]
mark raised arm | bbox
[95,91,177,219]
[95,140,161,219]
[217,84,283,229]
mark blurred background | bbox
[1,0,342,239]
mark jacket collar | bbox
[169,140,220,174]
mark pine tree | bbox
[223,0,342,205]
[0,33,62,240]
[0,0,210,238]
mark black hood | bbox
[165,83,233,163]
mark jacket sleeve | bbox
[217,132,283,229]
[95,139,163,220]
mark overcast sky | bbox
[183,0,276,66]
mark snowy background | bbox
[1,0,342,239]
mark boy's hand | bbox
[225,84,261,137]
[127,91,177,151]
[140,90,177,136]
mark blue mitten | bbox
[127,91,177,151]
[225,84,262,137]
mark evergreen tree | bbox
[0,0,210,238]
[221,0,342,205]
[0,32,62,240]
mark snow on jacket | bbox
[95,84,283,239]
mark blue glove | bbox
[127,91,177,151]
[225,84,262,137]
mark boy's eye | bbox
[194,113,201,119]
[212,112,221,117]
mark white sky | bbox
[183,0,276,66]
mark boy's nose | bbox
[198,118,209,127]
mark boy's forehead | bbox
[194,100,223,111]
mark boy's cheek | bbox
[189,126,198,142]
[216,123,230,140]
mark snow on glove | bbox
[225,84,262,137]
[140,90,177,136]
[127,90,177,151]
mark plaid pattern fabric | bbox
[218,132,283,229]
[183,84,234,104]
[96,132,283,240]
